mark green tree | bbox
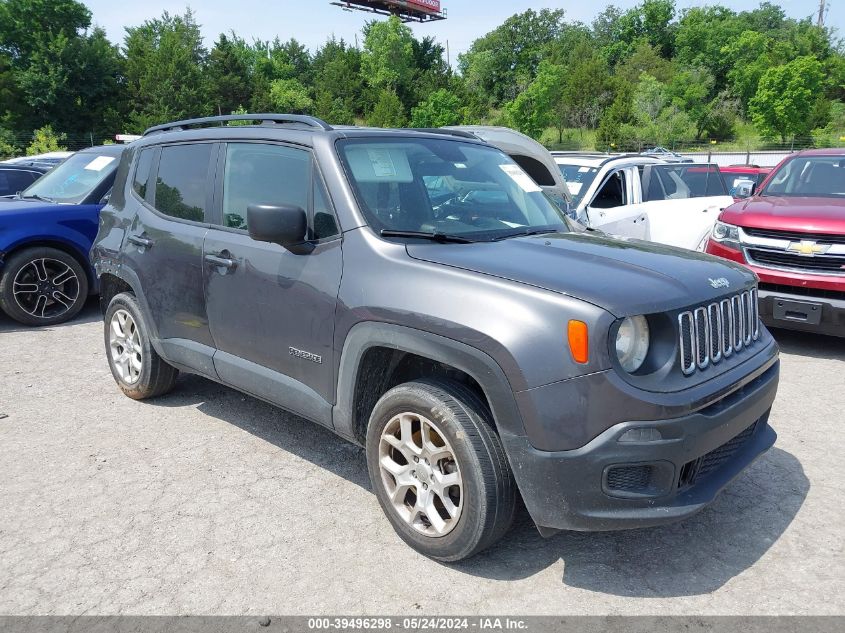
[367,89,406,128]
[0,0,123,137]
[269,78,313,113]
[312,37,364,120]
[750,56,826,142]
[459,9,566,105]
[26,124,66,155]
[361,17,415,93]
[207,33,253,115]
[0,126,18,158]
[124,10,209,131]
[504,61,561,140]
[410,89,462,128]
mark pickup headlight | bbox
[615,316,650,373]
[711,221,741,248]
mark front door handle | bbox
[204,253,237,270]
[128,235,154,249]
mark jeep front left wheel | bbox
[366,379,517,561]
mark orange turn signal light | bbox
[568,320,589,364]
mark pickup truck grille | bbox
[743,227,845,246]
[678,288,759,376]
[746,248,845,275]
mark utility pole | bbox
[818,0,827,28]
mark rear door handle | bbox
[127,235,154,248]
[204,253,237,270]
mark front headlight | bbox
[711,220,740,245]
[616,316,650,373]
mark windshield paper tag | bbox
[367,149,397,178]
[84,156,115,172]
[499,164,541,193]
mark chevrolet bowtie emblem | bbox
[786,240,831,256]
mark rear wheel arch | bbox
[334,322,526,445]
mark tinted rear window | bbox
[153,144,212,222]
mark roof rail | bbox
[143,114,334,136]
[409,128,480,139]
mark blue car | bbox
[0,144,124,326]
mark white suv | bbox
[554,152,734,250]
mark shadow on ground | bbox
[0,297,101,334]
[147,366,808,598]
[770,328,845,360]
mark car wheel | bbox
[104,292,178,400]
[366,379,517,561]
[0,246,89,326]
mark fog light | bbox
[619,427,663,443]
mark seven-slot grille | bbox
[678,288,759,375]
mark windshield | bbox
[762,156,845,198]
[338,138,571,240]
[21,152,118,204]
[557,164,598,206]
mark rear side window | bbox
[132,148,155,199]
[641,165,727,202]
[221,143,311,231]
[153,144,212,222]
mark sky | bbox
[80,0,842,63]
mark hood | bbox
[0,199,61,214]
[407,231,755,316]
[722,195,845,234]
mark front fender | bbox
[332,322,527,443]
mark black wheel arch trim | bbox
[95,264,165,355]
[332,321,528,444]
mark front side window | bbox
[591,170,627,209]
[762,156,845,198]
[338,138,570,240]
[20,152,118,204]
[557,164,598,206]
[222,143,310,231]
[154,144,212,222]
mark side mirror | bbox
[733,179,756,199]
[248,204,308,248]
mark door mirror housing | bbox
[733,179,756,199]
[247,204,308,248]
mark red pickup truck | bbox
[706,149,845,337]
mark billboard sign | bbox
[405,0,442,13]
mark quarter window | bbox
[313,170,339,239]
[153,144,212,222]
[222,143,310,231]
[132,148,154,200]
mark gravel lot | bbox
[0,300,843,616]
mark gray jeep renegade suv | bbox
[92,114,780,561]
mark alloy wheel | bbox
[378,412,463,537]
[109,309,143,384]
[12,257,80,320]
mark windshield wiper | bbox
[17,193,56,203]
[491,227,560,241]
[380,229,475,244]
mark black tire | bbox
[104,292,178,400]
[366,378,517,561]
[0,246,89,326]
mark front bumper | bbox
[502,360,779,532]
[757,285,845,337]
